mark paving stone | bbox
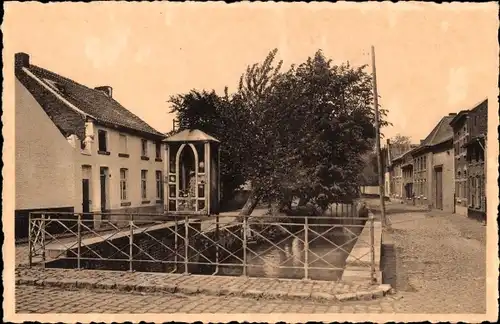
[310,292,336,301]
[241,289,264,298]
[76,279,99,289]
[95,280,116,289]
[335,292,358,301]
[177,285,199,295]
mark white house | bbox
[15,52,166,238]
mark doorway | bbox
[100,167,109,212]
[82,179,90,213]
[434,166,443,210]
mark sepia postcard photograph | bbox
[2,1,499,323]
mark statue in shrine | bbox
[188,170,196,198]
[164,129,221,215]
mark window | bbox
[119,134,128,153]
[120,168,128,201]
[455,182,460,199]
[464,177,468,201]
[156,171,163,199]
[141,139,148,157]
[470,177,475,207]
[476,176,481,208]
[98,130,108,152]
[155,142,162,160]
[141,170,148,199]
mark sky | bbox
[4,2,499,142]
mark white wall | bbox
[78,123,165,212]
[15,79,78,210]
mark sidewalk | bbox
[368,200,487,313]
[16,267,391,302]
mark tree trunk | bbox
[238,190,261,217]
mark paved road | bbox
[15,201,488,315]
[367,199,487,314]
[16,285,395,314]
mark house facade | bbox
[463,99,488,222]
[449,110,471,216]
[385,139,418,202]
[15,52,166,238]
[411,114,455,212]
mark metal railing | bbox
[28,209,377,283]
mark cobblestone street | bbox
[15,285,395,314]
[12,201,491,316]
[369,200,488,314]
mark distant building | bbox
[449,98,488,222]
[449,110,471,216]
[410,114,456,212]
[462,99,488,222]
[15,52,166,239]
[385,140,418,202]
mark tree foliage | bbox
[168,49,390,214]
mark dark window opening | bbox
[141,139,148,157]
[98,130,108,152]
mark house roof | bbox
[164,129,220,143]
[16,53,165,140]
[449,110,469,128]
[421,115,455,146]
[391,144,418,163]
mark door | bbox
[100,167,107,212]
[435,167,443,210]
[82,179,90,213]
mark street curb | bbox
[16,276,393,302]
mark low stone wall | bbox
[341,213,382,283]
[380,231,397,288]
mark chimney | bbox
[15,52,30,69]
[95,86,113,98]
[448,113,457,116]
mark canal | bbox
[43,212,365,282]
[199,228,358,281]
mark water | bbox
[209,229,357,281]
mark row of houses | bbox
[384,99,488,222]
[14,52,222,239]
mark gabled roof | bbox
[421,114,455,147]
[164,129,220,143]
[449,110,469,128]
[15,53,165,140]
[391,144,418,163]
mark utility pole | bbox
[371,45,389,229]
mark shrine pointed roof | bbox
[164,129,220,143]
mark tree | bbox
[169,49,390,217]
[168,89,251,204]
[237,49,389,214]
[391,133,411,146]
[389,133,413,159]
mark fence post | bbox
[242,214,247,277]
[304,216,309,280]
[41,213,46,268]
[174,216,178,272]
[184,214,189,274]
[129,214,134,272]
[28,213,33,268]
[369,213,376,284]
[77,214,82,270]
[214,214,220,275]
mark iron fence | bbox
[28,208,377,283]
